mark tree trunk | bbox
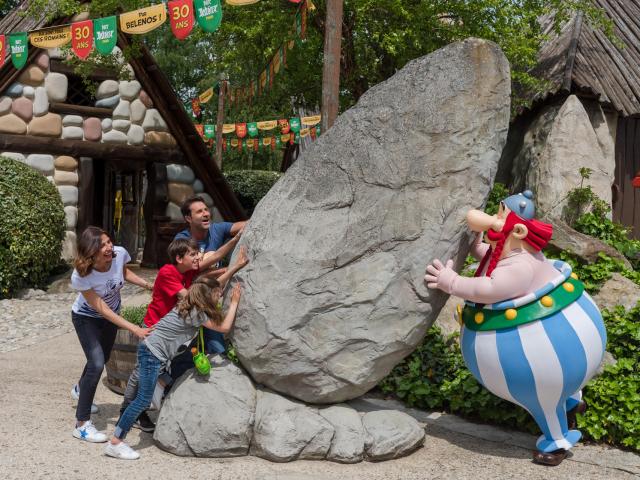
[321,0,344,133]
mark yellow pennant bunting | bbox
[273,51,281,74]
[226,0,260,5]
[223,123,236,133]
[257,120,277,131]
[231,138,239,147]
[199,87,214,103]
[301,115,321,126]
[281,134,291,143]
[120,4,167,34]
[300,128,310,137]
[29,25,71,48]
[262,137,272,146]
[259,70,267,90]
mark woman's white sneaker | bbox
[71,384,99,414]
[105,441,140,460]
[72,421,107,443]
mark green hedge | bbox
[0,157,65,298]
[224,170,282,215]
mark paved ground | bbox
[0,270,638,480]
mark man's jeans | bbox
[72,312,118,422]
[115,343,161,440]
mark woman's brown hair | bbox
[74,226,116,277]
[177,275,224,325]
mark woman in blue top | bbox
[70,226,153,444]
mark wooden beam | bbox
[50,102,114,118]
[50,59,118,82]
[118,33,246,220]
[0,133,186,163]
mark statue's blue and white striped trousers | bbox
[460,292,606,452]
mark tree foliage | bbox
[13,0,614,168]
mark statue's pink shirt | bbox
[440,233,559,305]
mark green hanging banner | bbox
[242,139,247,150]
[289,117,301,133]
[204,124,216,138]
[194,0,223,32]
[93,16,117,55]
[275,136,281,148]
[315,125,321,136]
[294,132,301,144]
[247,122,258,138]
[9,32,28,69]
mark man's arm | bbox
[230,221,247,236]
[199,234,240,270]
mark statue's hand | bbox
[424,259,457,293]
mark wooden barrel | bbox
[104,328,139,395]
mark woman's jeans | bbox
[72,312,118,422]
[115,343,161,440]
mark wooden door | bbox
[613,117,640,239]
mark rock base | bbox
[154,356,425,463]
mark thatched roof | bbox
[526,0,640,117]
[0,2,246,220]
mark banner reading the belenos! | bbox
[169,0,195,40]
[9,32,28,70]
[29,25,71,48]
[71,20,94,60]
[194,0,223,32]
[120,4,167,34]
[93,16,117,55]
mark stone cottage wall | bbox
[0,47,215,261]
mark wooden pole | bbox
[215,80,226,170]
[321,0,344,133]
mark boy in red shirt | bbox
[120,237,248,432]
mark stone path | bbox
[0,270,638,479]
[0,267,157,354]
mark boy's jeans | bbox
[114,343,161,440]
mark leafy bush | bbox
[120,304,148,327]
[580,305,640,450]
[0,157,65,298]
[380,327,538,433]
[574,213,640,270]
[484,182,510,216]
[224,170,282,215]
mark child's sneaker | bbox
[104,441,140,460]
[70,384,98,414]
[132,411,156,433]
[72,420,107,443]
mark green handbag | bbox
[192,327,211,375]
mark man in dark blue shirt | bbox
[174,196,247,353]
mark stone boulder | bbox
[362,410,425,461]
[230,38,511,403]
[154,357,256,457]
[250,389,334,462]
[511,95,615,221]
[545,216,632,269]
[593,273,640,311]
[319,404,365,463]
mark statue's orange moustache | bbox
[466,209,505,233]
